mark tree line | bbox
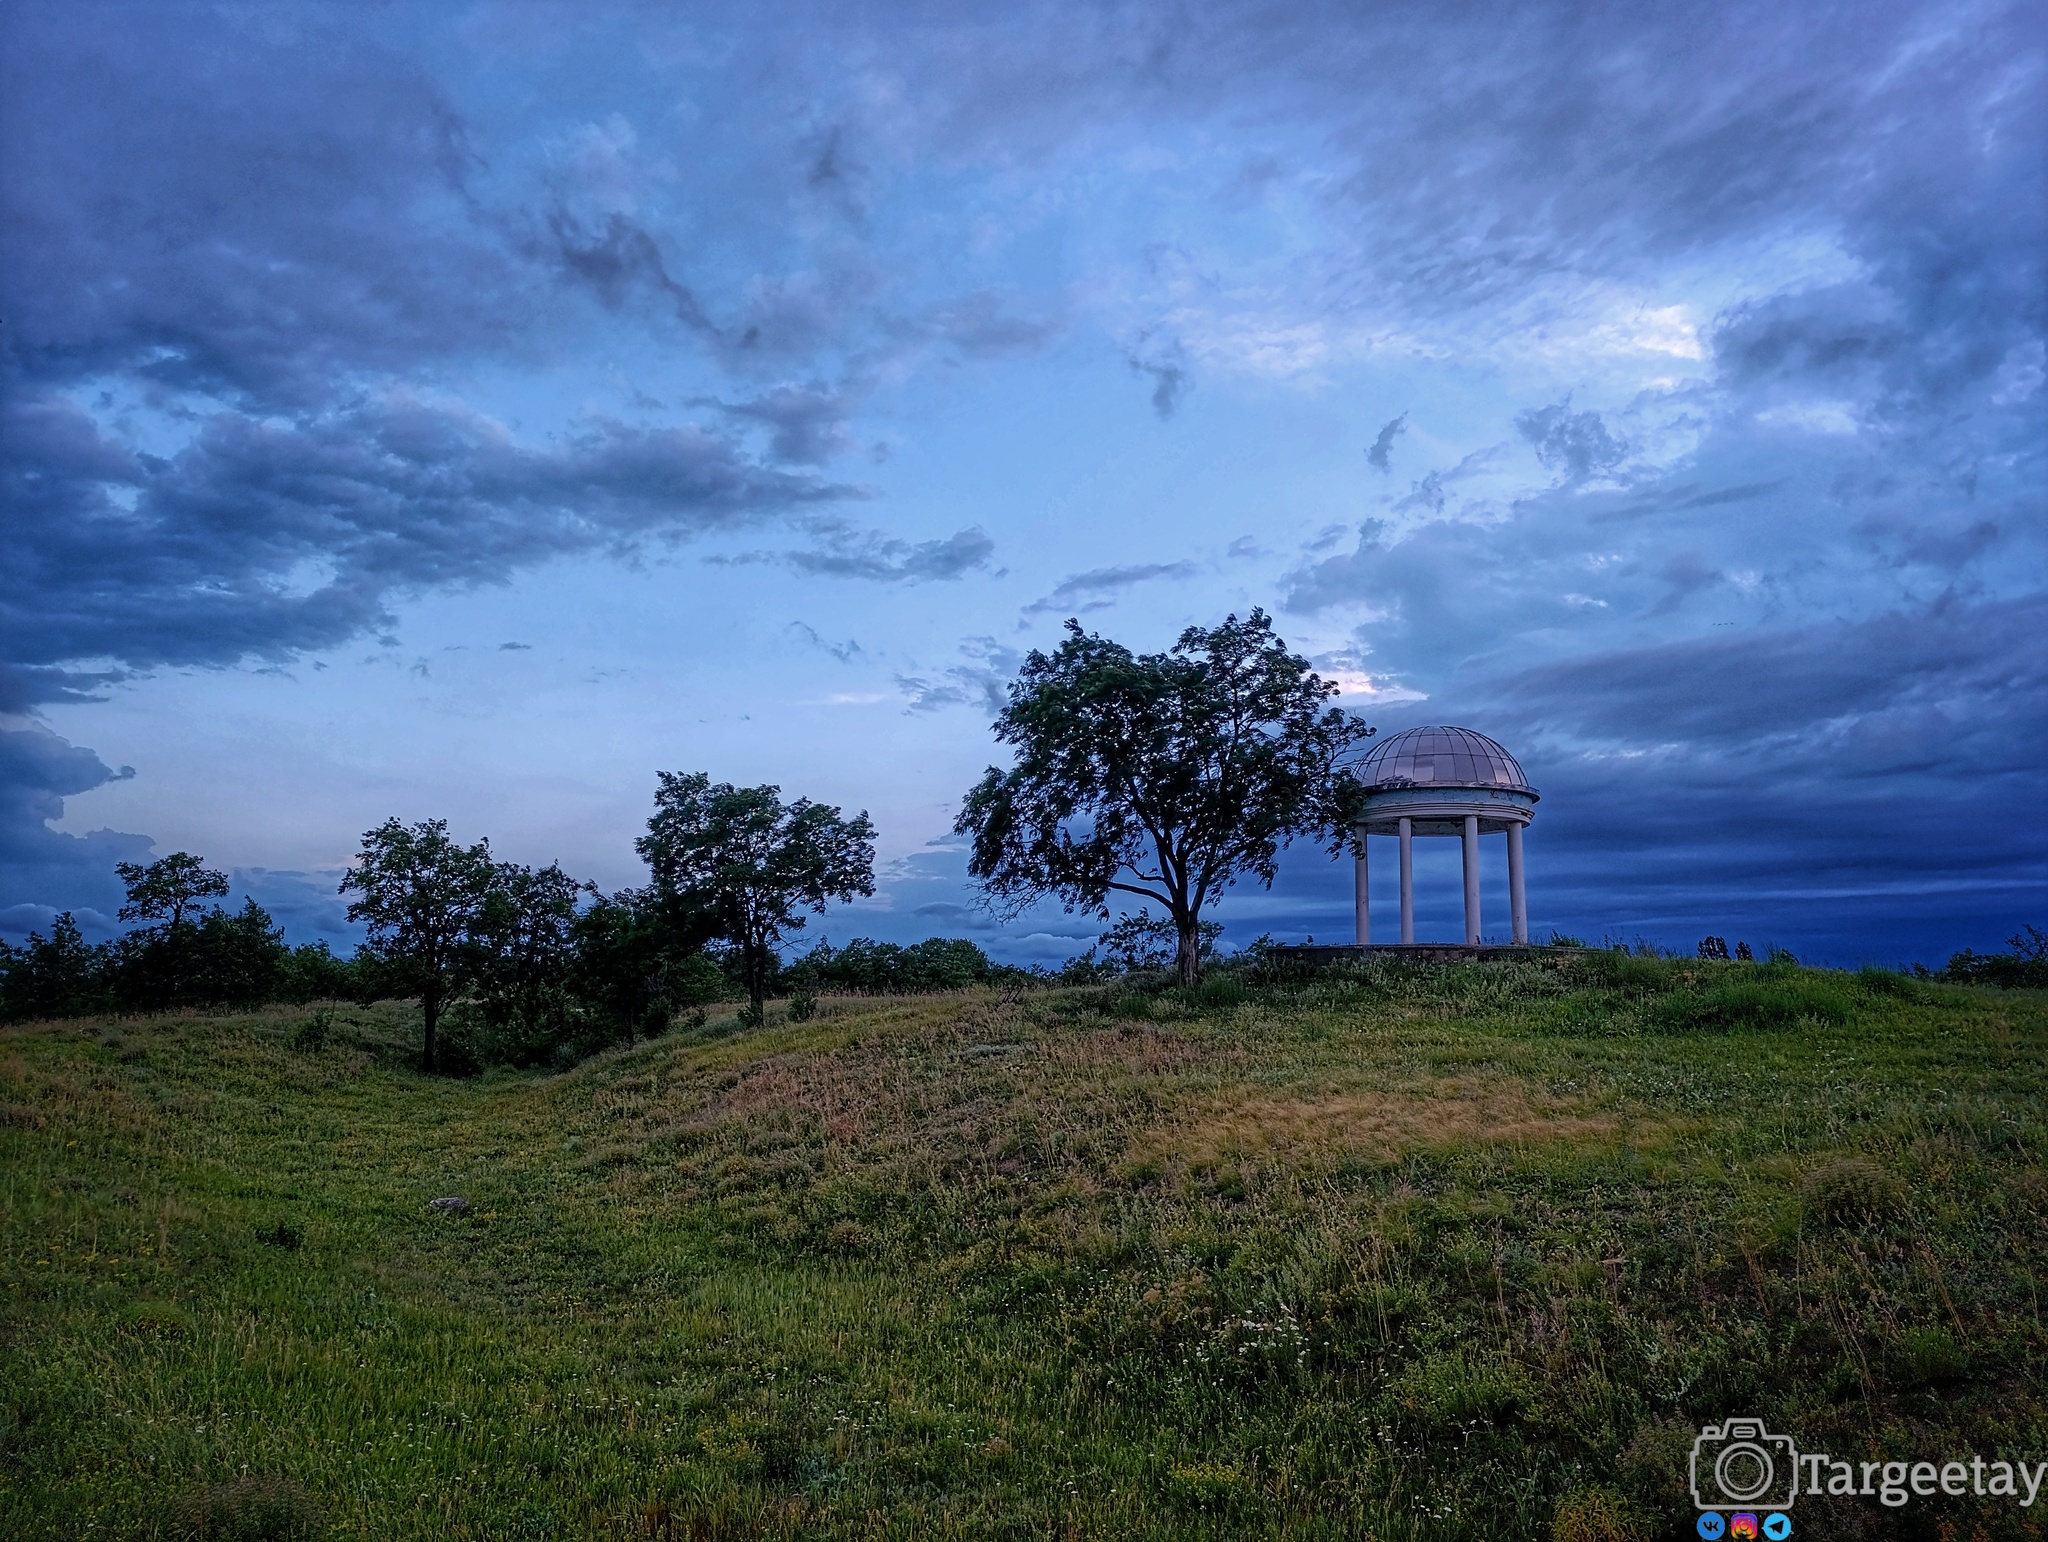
[11,608,2038,1065]
[0,611,1376,1065]
[13,606,2039,1064]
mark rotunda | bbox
[1350,725,1537,946]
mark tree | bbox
[636,773,876,1017]
[955,609,1373,986]
[187,899,289,1006]
[115,851,230,1004]
[567,886,727,1044]
[1097,911,1224,974]
[0,914,110,1020]
[470,860,585,1063]
[339,818,493,1072]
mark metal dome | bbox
[1356,725,1534,794]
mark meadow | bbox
[2,954,2044,1540]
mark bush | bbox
[1802,1157,1908,1227]
[170,1476,324,1541]
[0,913,112,1020]
[1657,974,1854,1032]
[1552,1487,1646,1542]
[786,936,994,994]
[1939,926,2048,989]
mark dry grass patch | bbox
[1133,1075,1625,1169]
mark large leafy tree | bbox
[955,609,1374,986]
[470,859,585,1060]
[339,818,494,1072]
[636,773,876,1017]
[115,851,230,1002]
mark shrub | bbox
[255,1220,303,1250]
[1856,965,1913,996]
[1894,1325,1969,1388]
[1552,1487,1645,1542]
[1387,1351,1533,1432]
[1164,1460,1249,1511]
[1939,927,2048,989]
[1658,976,1854,1032]
[1803,1157,1908,1227]
[786,936,994,994]
[170,1477,324,1541]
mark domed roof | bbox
[1356,725,1533,793]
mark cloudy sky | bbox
[3,0,2042,966]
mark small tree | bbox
[1097,911,1224,973]
[470,860,585,1062]
[635,772,876,1018]
[187,899,289,1006]
[115,851,231,1004]
[568,887,712,1043]
[0,914,110,1020]
[339,818,493,1072]
[955,609,1373,986]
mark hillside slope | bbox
[3,957,2044,1539]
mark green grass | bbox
[2,956,2045,1539]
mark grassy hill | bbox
[3,955,2044,1540]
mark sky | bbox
[2,0,2042,968]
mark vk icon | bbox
[1762,1516,1792,1540]
[1697,1515,1727,1540]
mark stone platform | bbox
[1271,943,1578,965]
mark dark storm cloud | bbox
[0,719,149,935]
[896,637,1022,716]
[1515,403,1627,482]
[713,523,994,582]
[1125,343,1190,418]
[3,394,847,671]
[1021,561,1200,616]
[787,622,865,663]
[0,5,514,409]
[717,384,857,465]
[542,210,718,334]
[1484,593,2048,764]
[1366,414,1407,472]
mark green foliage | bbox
[1655,973,1856,1031]
[340,818,495,1072]
[955,609,1373,986]
[1551,1487,1646,1542]
[169,1476,324,1541]
[1938,923,2048,988]
[1801,1156,1909,1226]
[637,772,876,1014]
[787,936,994,994]
[0,912,110,1019]
[1096,911,1223,973]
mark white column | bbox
[1462,814,1481,945]
[1353,829,1370,946]
[1507,820,1528,945]
[1398,817,1414,944]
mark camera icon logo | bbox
[1691,1418,1800,1511]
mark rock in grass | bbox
[428,1196,469,1214]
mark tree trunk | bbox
[1176,915,1202,988]
[745,938,767,1016]
[422,984,440,1073]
